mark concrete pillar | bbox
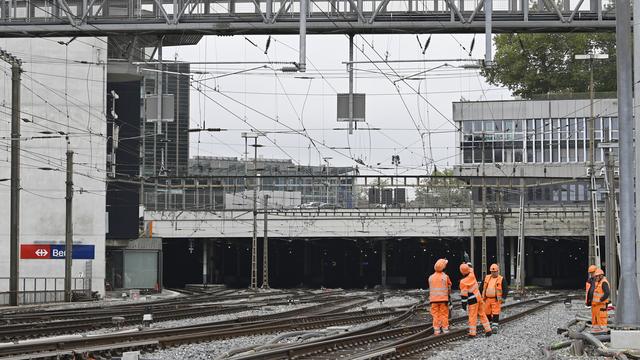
[202,240,208,284]
[509,237,515,284]
[381,240,387,288]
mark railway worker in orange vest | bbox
[481,263,508,333]
[587,269,611,334]
[585,264,597,306]
[459,263,492,337]
[428,258,452,335]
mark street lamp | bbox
[575,52,609,268]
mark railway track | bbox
[0,288,333,321]
[0,293,361,341]
[0,301,408,359]
[0,290,358,341]
[227,294,563,360]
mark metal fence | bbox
[141,174,598,212]
[0,277,91,305]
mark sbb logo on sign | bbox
[20,244,95,259]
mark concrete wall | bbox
[224,190,302,210]
[0,38,107,296]
[453,98,618,121]
[146,207,599,239]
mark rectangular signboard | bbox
[20,244,95,260]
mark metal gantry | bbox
[0,0,618,36]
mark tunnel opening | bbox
[162,236,591,290]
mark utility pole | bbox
[603,144,617,304]
[2,48,22,306]
[348,34,354,134]
[481,132,487,279]
[242,132,260,289]
[469,187,475,267]
[515,169,526,293]
[576,52,608,268]
[614,0,640,327]
[261,194,270,289]
[633,0,640,302]
[298,0,306,72]
[64,150,74,302]
[494,191,505,276]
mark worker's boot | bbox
[491,315,499,334]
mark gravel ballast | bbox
[427,301,607,360]
[144,318,391,360]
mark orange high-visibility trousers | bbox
[430,302,449,334]
[484,297,501,316]
[468,302,492,336]
[591,303,608,333]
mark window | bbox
[544,147,550,162]
[515,149,523,162]
[611,117,619,140]
[569,144,576,162]
[463,148,473,163]
[560,142,568,162]
[569,118,576,141]
[474,147,483,164]
[494,148,503,163]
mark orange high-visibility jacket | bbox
[593,277,611,305]
[428,272,452,303]
[482,275,504,300]
[460,272,482,306]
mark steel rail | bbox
[391,299,559,359]
[231,294,563,359]
[0,291,353,340]
[0,306,405,358]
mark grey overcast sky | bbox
[167,33,512,174]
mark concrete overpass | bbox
[147,206,599,239]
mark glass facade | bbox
[460,117,618,165]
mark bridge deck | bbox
[0,0,617,36]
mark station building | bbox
[453,97,619,287]
[453,97,619,201]
[0,38,108,303]
[105,36,196,293]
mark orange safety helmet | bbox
[460,263,472,275]
[490,263,499,272]
[594,269,605,277]
[434,258,448,272]
[588,265,598,273]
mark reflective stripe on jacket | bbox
[429,272,452,303]
[593,278,610,305]
[460,273,482,305]
[482,275,503,300]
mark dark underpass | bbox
[162,236,592,289]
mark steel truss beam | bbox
[0,0,617,37]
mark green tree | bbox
[481,33,616,98]
[414,168,469,208]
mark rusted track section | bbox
[391,299,558,359]
[0,291,352,340]
[231,294,561,360]
[0,305,401,358]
